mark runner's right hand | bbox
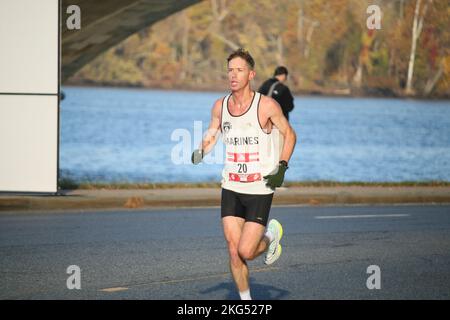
[191,149,204,165]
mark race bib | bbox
[226,152,262,182]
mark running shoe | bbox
[264,219,283,265]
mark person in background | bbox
[258,66,295,121]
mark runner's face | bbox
[227,57,255,91]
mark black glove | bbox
[264,161,288,189]
[191,149,204,165]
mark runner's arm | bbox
[265,98,297,163]
[201,99,222,155]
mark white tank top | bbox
[221,92,282,195]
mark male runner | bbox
[191,49,296,300]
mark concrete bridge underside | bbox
[62,0,201,81]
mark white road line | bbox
[315,214,410,219]
[100,287,129,292]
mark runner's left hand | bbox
[263,162,288,189]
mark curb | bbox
[2,187,450,212]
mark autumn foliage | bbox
[69,0,449,98]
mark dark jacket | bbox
[258,78,295,121]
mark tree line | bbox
[67,0,449,98]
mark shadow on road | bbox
[200,277,290,300]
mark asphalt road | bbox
[1,204,449,300]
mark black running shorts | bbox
[221,188,274,226]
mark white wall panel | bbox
[0,0,59,193]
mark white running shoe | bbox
[264,219,283,265]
